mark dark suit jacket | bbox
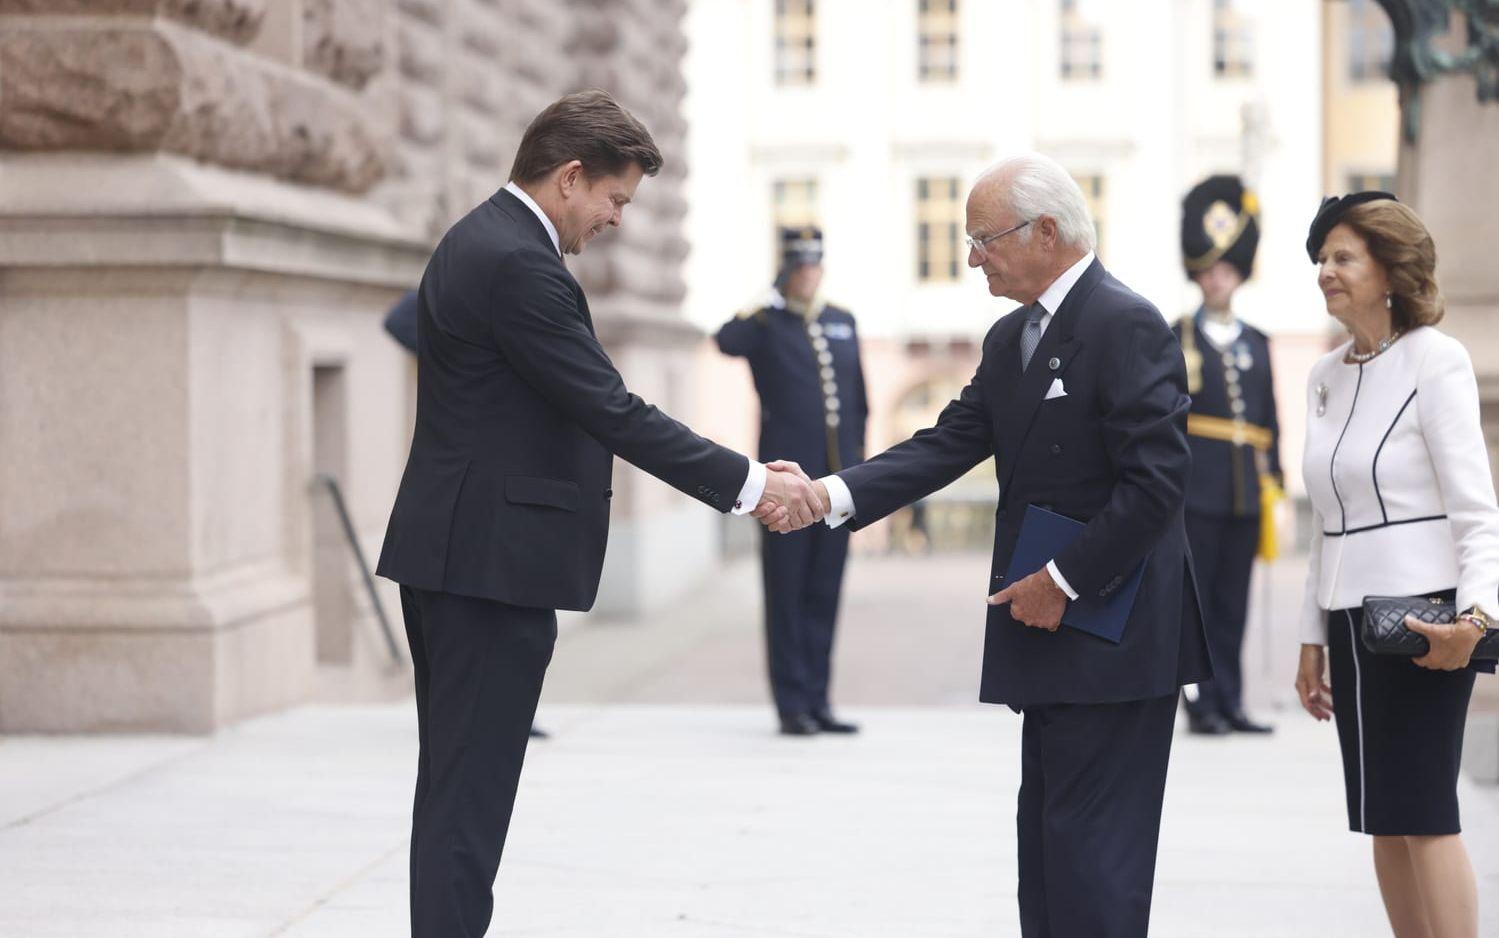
[838,259,1212,708]
[715,301,868,476]
[1172,314,1282,518]
[376,188,750,612]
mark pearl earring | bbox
[1385,293,1393,309]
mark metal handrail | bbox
[312,473,403,664]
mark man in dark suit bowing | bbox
[376,90,824,937]
[771,153,1212,937]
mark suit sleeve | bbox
[489,253,750,512]
[715,312,766,357]
[835,365,993,530]
[1051,308,1192,597]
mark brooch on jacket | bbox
[1315,383,1328,417]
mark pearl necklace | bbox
[1345,330,1403,364]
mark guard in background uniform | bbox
[716,227,868,736]
[1175,175,1282,736]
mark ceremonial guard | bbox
[1175,175,1283,735]
[716,227,868,736]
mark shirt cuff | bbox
[820,474,856,529]
[732,460,766,515]
[1045,560,1079,601]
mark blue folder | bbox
[999,504,1146,644]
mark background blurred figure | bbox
[383,288,550,742]
[1174,176,1282,736]
[716,227,869,736]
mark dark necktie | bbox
[1020,304,1046,371]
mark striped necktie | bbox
[1020,304,1046,371]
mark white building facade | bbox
[684,0,1332,511]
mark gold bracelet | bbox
[1459,608,1491,636]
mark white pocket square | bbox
[1045,377,1067,400]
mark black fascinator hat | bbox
[1306,191,1398,262]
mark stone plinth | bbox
[0,154,426,732]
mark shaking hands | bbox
[753,460,833,534]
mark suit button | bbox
[1050,444,1061,455]
[1098,589,1109,598]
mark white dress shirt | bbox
[820,251,1098,599]
[502,181,561,256]
[1199,314,1244,350]
[503,180,766,514]
[1299,326,1499,643]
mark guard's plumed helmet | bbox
[1181,175,1260,282]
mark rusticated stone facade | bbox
[0,1,388,191]
[0,0,709,732]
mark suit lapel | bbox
[995,259,1105,498]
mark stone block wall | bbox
[0,0,708,731]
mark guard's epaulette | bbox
[735,304,769,322]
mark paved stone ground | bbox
[2,550,1497,937]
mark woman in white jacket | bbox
[1296,192,1495,938]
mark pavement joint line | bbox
[264,836,410,936]
[0,737,212,832]
[670,913,851,937]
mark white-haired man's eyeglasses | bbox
[966,219,1032,261]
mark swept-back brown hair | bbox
[509,90,662,185]
[1340,200,1444,329]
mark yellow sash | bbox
[1185,414,1282,559]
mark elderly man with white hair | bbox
[769,153,1212,937]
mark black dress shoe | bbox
[810,711,860,734]
[529,724,550,739]
[1186,711,1232,736]
[778,714,820,736]
[1225,711,1274,734]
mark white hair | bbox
[978,153,1097,253]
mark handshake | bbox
[752,460,833,534]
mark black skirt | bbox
[1326,599,1476,836]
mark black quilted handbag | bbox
[1361,595,1499,660]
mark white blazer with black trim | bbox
[1299,326,1499,644]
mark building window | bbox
[1212,0,1253,78]
[1346,171,1396,194]
[772,177,819,257]
[775,0,816,86]
[918,0,960,83]
[916,176,963,283]
[1059,0,1102,81]
[1072,173,1105,255]
[1347,0,1393,83]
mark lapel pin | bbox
[1315,384,1328,416]
[1048,357,1060,371]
